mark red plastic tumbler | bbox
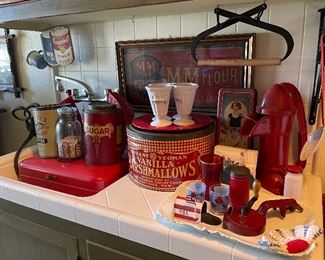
[199,154,224,200]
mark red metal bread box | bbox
[19,155,128,197]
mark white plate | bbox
[157,181,320,257]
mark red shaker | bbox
[228,165,250,214]
[83,102,124,165]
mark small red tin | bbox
[127,114,215,191]
[19,155,128,197]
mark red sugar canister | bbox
[83,102,124,165]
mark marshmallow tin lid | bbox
[85,102,119,114]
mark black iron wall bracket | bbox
[191,3,294,64]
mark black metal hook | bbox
[192,3,294,62]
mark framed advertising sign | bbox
[116,34,254,114]
[216,88,256,148]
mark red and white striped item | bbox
[173,195,205,223]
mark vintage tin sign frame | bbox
[116,34,254,115]
[216,88,256,149]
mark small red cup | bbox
[199,154,224,200]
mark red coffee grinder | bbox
[240,82,307,195]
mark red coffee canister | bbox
[228,165,251,214]
[83,102,124,165]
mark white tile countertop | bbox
[0,147,324,259]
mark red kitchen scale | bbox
[19,156,129,197]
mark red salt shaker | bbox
[228,165,251,214]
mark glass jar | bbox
[56,106,83,161]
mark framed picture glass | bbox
[216,88,256,148]
[116,34,254,114]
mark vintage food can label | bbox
[50,26,74,66]
[32,105,61,158]
[127,124,215,191]
[41,30,58,66]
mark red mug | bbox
[199,154,224,200]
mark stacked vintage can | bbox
[32,104,63,158]
[83,101,124,165]
[127,115,215,191]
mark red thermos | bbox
[83,102,124,165]
[228,165,250,214]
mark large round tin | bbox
[32,104,62,158]
[83,102,124,165]
[127,123,215,191]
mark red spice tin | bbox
[83,102,124,166]
[127,118,215,191]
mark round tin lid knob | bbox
[229,165,250,179]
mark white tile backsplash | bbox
[81,71,99,93]
[78,24,97,48]
[114,19,135,41]
[95,21,115,47]
[157,15,181,38]
[181,12,208,37]
[80,47,98,71]
[98,71,118,92]
[270,2,305,39]
[97,47,116,71]
[135,17,157,40]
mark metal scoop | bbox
[300,34,325,161]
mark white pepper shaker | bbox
[283,165,303,201]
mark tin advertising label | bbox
[128,149,200,191]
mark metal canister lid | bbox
[57,106,75,115]
[229,165,250,179]
[32,104,63,111]
[85,101,118,114]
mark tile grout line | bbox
[117,211,123,237]
[297,2,307,92]
[140,188,155,219]
[105,190,111,207]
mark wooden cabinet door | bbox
[86,240,143,260]
[0,210,79,260]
